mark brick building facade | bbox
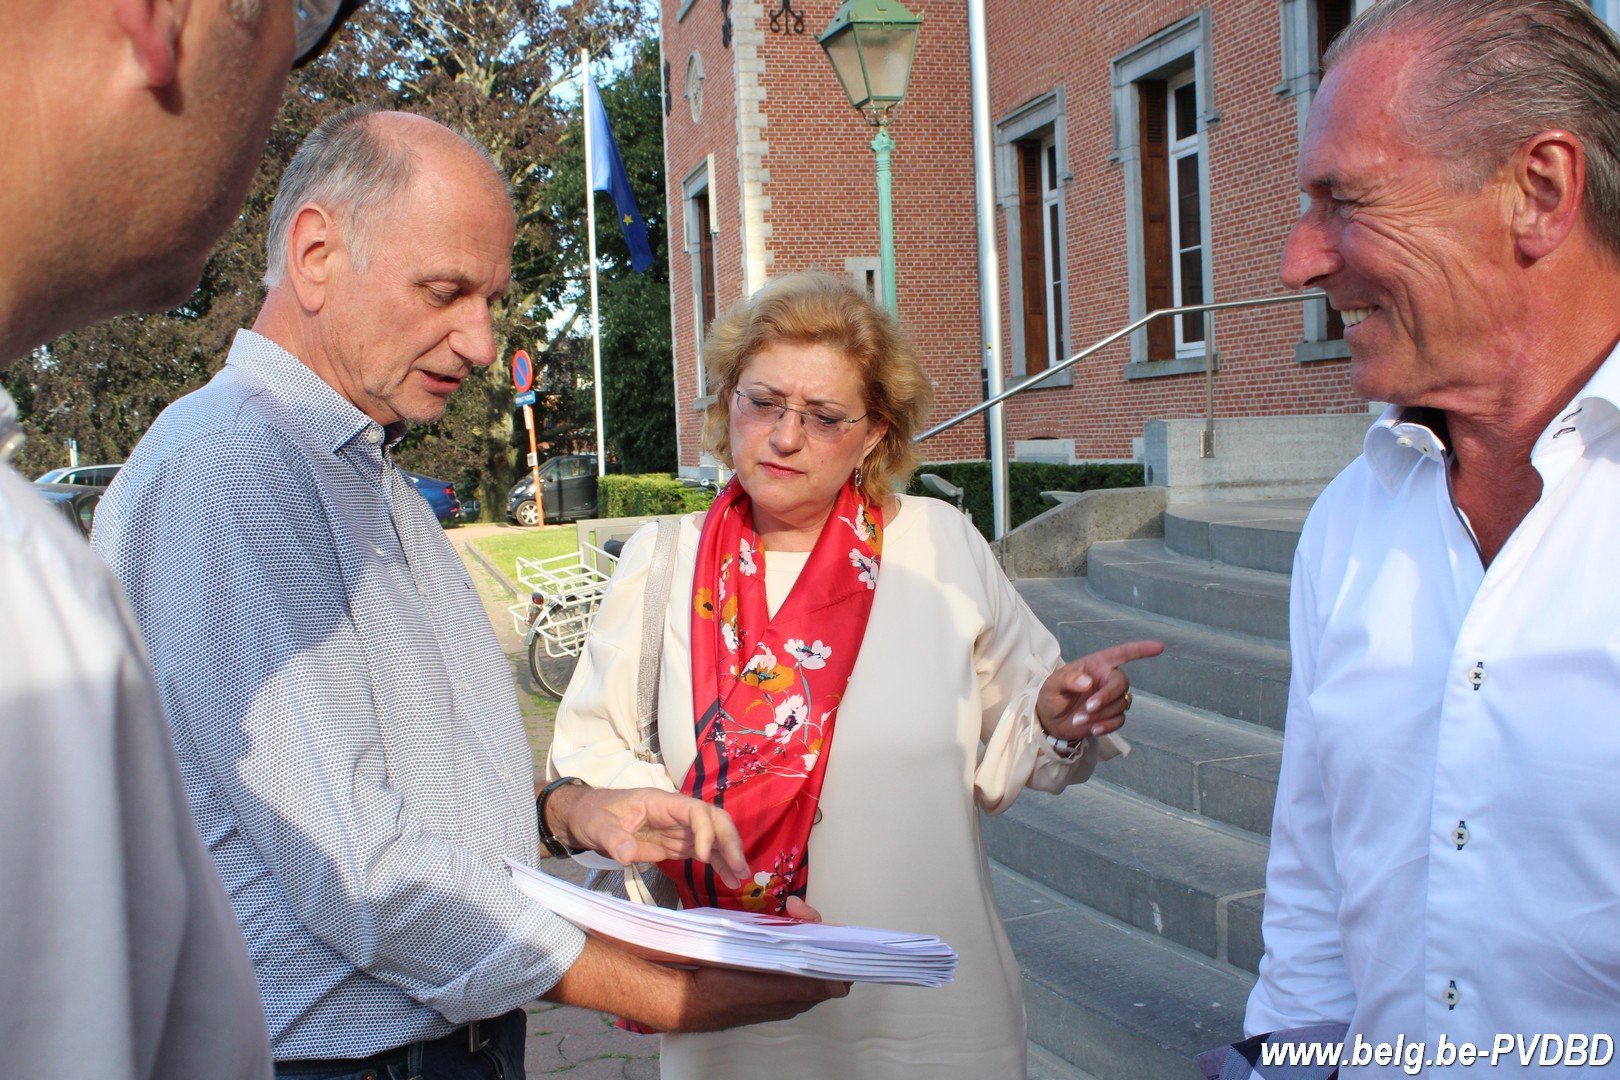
[658,0,1620,476]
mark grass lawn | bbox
[467,525,578,577]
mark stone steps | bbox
[1101,691,1282,836]
[1019,582,1291,732]
[995,864,1256,1080]
[1088,539,1290,641]
[995,496,1310,1077]
[984,780,1268,971]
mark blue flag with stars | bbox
[585,71,654,274]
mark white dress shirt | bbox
[1248,344,1620,1073]
[0,390,272,1079]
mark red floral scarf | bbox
[660,476,883,913]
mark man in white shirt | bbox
[0,3,362,1077]
[1247,0,1620,1070]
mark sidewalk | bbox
[448,525,659,1077]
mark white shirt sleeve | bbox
[0,468,272,1080]
[1245,542,1357,1033]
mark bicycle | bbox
[507,548,616,699]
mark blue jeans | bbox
[274,1009,527,1080]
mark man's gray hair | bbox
[262,106,511,288]
[1326,0,1620,260]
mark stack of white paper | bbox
[505,858,957,987]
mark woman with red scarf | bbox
[550,273,1161,1078]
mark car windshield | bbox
[35,468,69,484]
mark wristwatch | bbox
[536,775,588,859]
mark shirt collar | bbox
[1362,340,1620,493]
[226,329,406,456]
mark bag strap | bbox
[634,517,680,763]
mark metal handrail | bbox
[914,291,1326,445]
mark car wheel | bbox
[514,499,539,527]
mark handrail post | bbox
[1201,308,1216,458]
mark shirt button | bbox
[365,428,383,445]
[1453,820,1470,849]
[1468,662,1487,691]
[1397,436,1414,448]
[1444,979,1461,1009]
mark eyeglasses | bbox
[292,0,365,68]
[733,390,868,441]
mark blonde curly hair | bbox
[700,272,933,503]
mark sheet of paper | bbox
[506,858,957,987]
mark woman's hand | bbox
[1036,640,1164,742]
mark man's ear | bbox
[113,0,189,88]
[285,205,342,313]
[1512,129,1585,262]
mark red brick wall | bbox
[662,0,747,467]
[661,0,1365,470]
[756,0,985,461]
[985,0,1364,461]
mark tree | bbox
[548,38,677,475]
[4,0,655,515]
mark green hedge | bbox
[599,474,718,517]
[905,461,1144,539]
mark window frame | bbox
[683,159,719,399]
[1110,12,1216,377]
[995,89,1073,387]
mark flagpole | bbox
[583,48,607,479]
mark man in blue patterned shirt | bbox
[95,107,844,1078]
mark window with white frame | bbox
[1592,0,1620,31]
[996,91,1070,382]
[683,159,718,396]
[1111,13,1214,373]
[1165,69,1205,352]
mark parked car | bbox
[506,454,599,526]
[35,483,102,539]
[35,462,121,490]
[401,470,462,525]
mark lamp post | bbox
[818,0,923,313]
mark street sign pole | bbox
[511,349,543,528]
[523,405,541,525]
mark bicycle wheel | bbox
[528,631,579,699]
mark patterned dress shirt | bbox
[94,330,585,1060]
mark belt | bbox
[275,1019,495,1077]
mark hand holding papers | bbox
[507,858,957,987]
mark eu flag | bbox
[585,72,654,274]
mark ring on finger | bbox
[1123,689,1134,711]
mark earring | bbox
[853,465,864,489]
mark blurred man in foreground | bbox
[0,4,361,1077]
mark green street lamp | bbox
[818,0,923,312]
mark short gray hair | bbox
[262,105,411,287]
[1326,0,1620,260]
[262,106,511,287]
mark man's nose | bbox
[1280,211,1342,290]
[455,302,499,369]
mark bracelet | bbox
[536,775,588,859]
[1045,732,1086,760]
